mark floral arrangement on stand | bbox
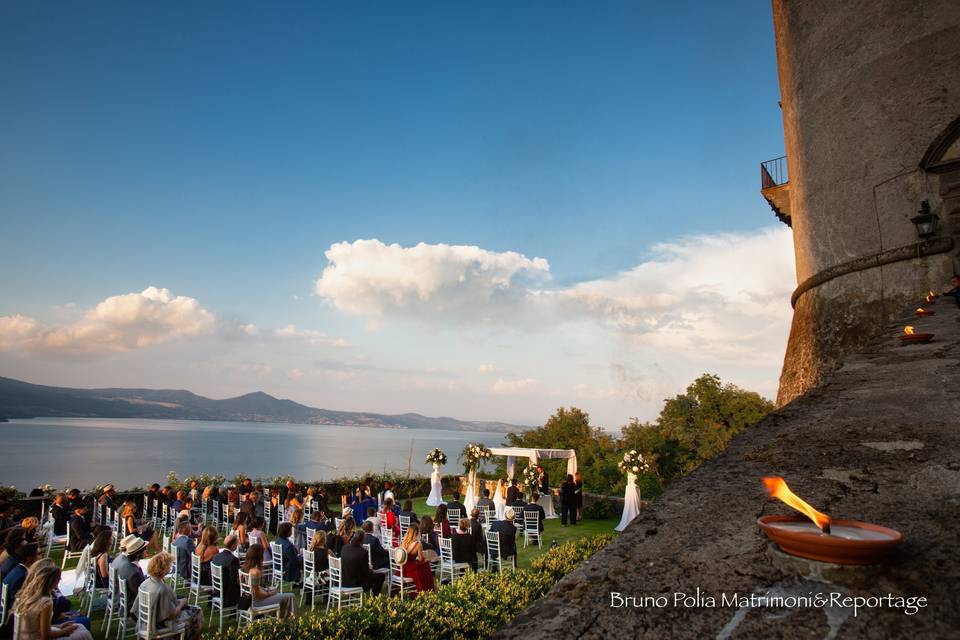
[618,450,650,476]
[425,448,448,466]
[461,443,492,472]
[522,464,541,489]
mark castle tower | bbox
[767,0,960,405]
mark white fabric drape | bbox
[427,463,444,506]
[464,469,477,513]
[489,447,578,479]
[615,472,641,532]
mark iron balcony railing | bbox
[761,155,788,189]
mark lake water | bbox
[0,417,505,491]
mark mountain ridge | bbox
[0,376,527,433]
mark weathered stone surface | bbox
[495,302,960,639]
[772,0,960,405]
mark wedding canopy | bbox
[487,447,578,480]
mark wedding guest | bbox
[417,517,439,559]
[232,512,251,550]
[289,508,306,549]
[398,501,419,527]
[1,541,41,635]
[304,530,329,576]
[468,509,486,564]
[452,519,477,571]
[274,522,301,584]
[349,488,375,525]
[114,536,148,616]
[68,505,93,552]
[121,500,160,553]
[97,486,116,524]
[65,489,84,518]
[326,517,354,558]
[360,521,389,570]
[561,474,578,526]
[380,497,399,538]
[171,523,196,581]
[238,478,253,497]
[341,531,385,595]
[247,518,270,562]
[433,505,451,539]
[314,487,329,516]
[50,494,69,537]
[363,507,381,539]
[446,492,466,519]
[476,489,495,514]
[89,530,112,589]
[194,526,219,586]
[134,552,203,640]
[523,493,546,533]
[398,526,435,596]
[488,508,518,567]
[539,466,550,495]
[211,535,241,609]
[377,481,395,506]
[188,481,200,503]
[12,561,93,640]
[0,528,26,574]
[145,484,161,519]
[574,471,584,520]
[305,510,332,536]
[243,544,294,617]
[20,517,40,543]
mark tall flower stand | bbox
[615,472,641,532]
[427,462,444,506]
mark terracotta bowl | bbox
[915,310,935,316]
[758,515,902,565]
[898,333,934,344]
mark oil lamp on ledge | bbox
[757,477,902,565]
[915,307,935,317]
[898,325,934,344]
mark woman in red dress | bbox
[399,525,435,596]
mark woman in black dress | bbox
[574,471,584,520]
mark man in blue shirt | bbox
[1,543,40,635]
[171,522,196,580]
[350,491,376,525]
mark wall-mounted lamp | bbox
[911,200,939,239]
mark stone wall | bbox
[772,0,960,404]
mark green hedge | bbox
[205,534,615,640]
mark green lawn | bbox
[50,495,618,638]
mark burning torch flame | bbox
[917,308,925,313]
[904,326,916,335]
[762,476,832,533]
[925,291,935,302]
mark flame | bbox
[925,291,936,302]
[917,308,925,313]
[904,326,916,335]
[762,476,832,532]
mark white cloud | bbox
[491,377,538,394]
[0,286,215,358]
[314,239,550,319]
[274,324,350,348]
[478,364,496,374]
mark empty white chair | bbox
[299,552,328,611]
[238,570,281,627]
[262,502,272,530]
[0,583,9,631]
[447,508,461,526]
[136,584,187,640]
[115,575,137,640]
[60,523,84,569]
[325,556,363,612]
[210,562,238,633]
[45,521,68,560]
[380,527,394,549]
[305,528,316,549]
[479,505,495,525]
[333,517,343,530]
[438,536,471,584]
[522,510,542,548]
[398,515,411,540]
[102,565,121,638]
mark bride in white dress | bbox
[493,478,507,520]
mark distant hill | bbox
[0,376,527,433]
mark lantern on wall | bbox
[910,200,939,239]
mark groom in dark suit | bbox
[506,479,520,505]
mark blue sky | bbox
[0,1,795,427]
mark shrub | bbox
[205,535,613,640]
[581,498,613,520]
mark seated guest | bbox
[314,487,329,517]
[188,481,200,503]
[305,510,332,535]
[238,478,253,497]
[417,517,439,560]
[50,493,70,537]
[326,517,354,558]
[114,536,148,616]
[348,488,376,526]
[97,485,116,524]
[20,517,40,543]
[89,529,112,589]
[1,542,41,635]
[363,507,381,539]
[145,483,160,517]
[289,508,306,549]
[341,531,385,595]
[232,512,250,550]
[433,504,451,539]
[380,497,399,538]
[377,481,395,507]
[247,517,270,562]
[468,509,486,568]
[476,488,495,513]
[360,521,389,570]
[398,526,435,596]
[172,523,196,580]
[398,500,419,527]
[12,561,93,640]
[211,534,241,608]
[452,519,477,571]
[121,500,160,554]
[68,504,93,552]
[0,528,26,576]
[446,492,466,520]
[133,552,202,640]
[243,544,295,617]
[488,508,518,567]
[169,491,185,515]
[304,529,329,584]
[65,489,84,517]
[523,493,546,533]
[238,492,256,519]
[275,522,301,584]
[194,526,219,586]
